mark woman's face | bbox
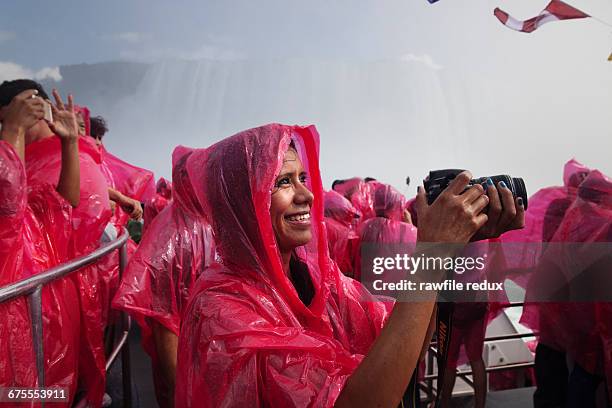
[270,147,314,254]
[76,113,86,135]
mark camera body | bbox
[42,99,53,123]
[423,169,528,209]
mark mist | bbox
[3,0,611,195]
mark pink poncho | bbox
[175,124,390,407]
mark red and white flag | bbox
[494,0,589,33]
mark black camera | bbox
[423,169,528,209]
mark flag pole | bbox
[559,0,612,60]
[590,15,612,30]
[560,0,612,29]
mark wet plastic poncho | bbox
[538,171,611,379]
[501,159,591,274]
[112,147,215,364]
[323,189,360,226]
[0,140,38,393]
[175,124,390,408]
[350,180,377,221]
[332,177,363,200]
[597,299,612,402]
[143,177,173,232]
[332,177,377,221]
[98,142,155,226]
[323,191,360,276]
[498,160,592,355]
[1,140,81,405]
[25,135,112,407]
[354,183,417,281]
[157,177,172,198]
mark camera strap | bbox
[433,301,454,408]
[400,364,420,408]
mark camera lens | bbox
[511,177,528,209]
[425,170,528,210]
[487,175,528,210]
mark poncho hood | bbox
[563,158,591,188]
[323,189,360,227]
[371,182,406,221]
[185,123,330,320]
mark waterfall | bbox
[106,58,469,192]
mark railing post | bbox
[119,243,133,408]
[0,228,130,408]
[426,344,435,402]
[28,286,45,389]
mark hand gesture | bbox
[118,194,143,220]
[415,171,489,243]
[471,179,525,240]
[48,89,79,143]
[0,89,45,131]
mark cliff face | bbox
[37,58,460,185]
[41,61,150,113]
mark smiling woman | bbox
[174,122,523,408]
[174,124,395,407]
[270,144,314,273]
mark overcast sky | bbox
[1,0,611,193]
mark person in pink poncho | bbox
[84,113,155,225]
[500,159,592,407]
[143,177,173,232]
[13,82,113,407]
[0,82,84,405]
[174,123,524,407]
[333,177,378,221]
[113,147,215,408]
[323,190,360,277]
[355,182,417,281]
[546,171,612,407]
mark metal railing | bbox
[421,302,537,402]
[0,229,132,407]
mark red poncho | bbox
[332,177,376,221]
[323,189,361,226]
[143,177,173,232]
[501,159,591,277]
[354,183,417,281]
[497,159,593,356]
[323,190,360,277]
[99,145,155,226]
[113,146,215,364]
[0,140,81,405]
[25,135,112,407]
[597,297,612,402]
[175,124,390,407]
[538,171,611,379]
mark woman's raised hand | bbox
[48,89,79,143]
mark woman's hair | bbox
[0,79,49,108]
[90,116,108,139]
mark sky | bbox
[1,0,611,193]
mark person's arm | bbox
[108,188,143,220]
[48,90,80,207]
[56,138,80,207]
[420,305,437,361]
[0,89,45,161]
[108,187,123,202]
[335,172,524,408]
[152,322,178,408]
